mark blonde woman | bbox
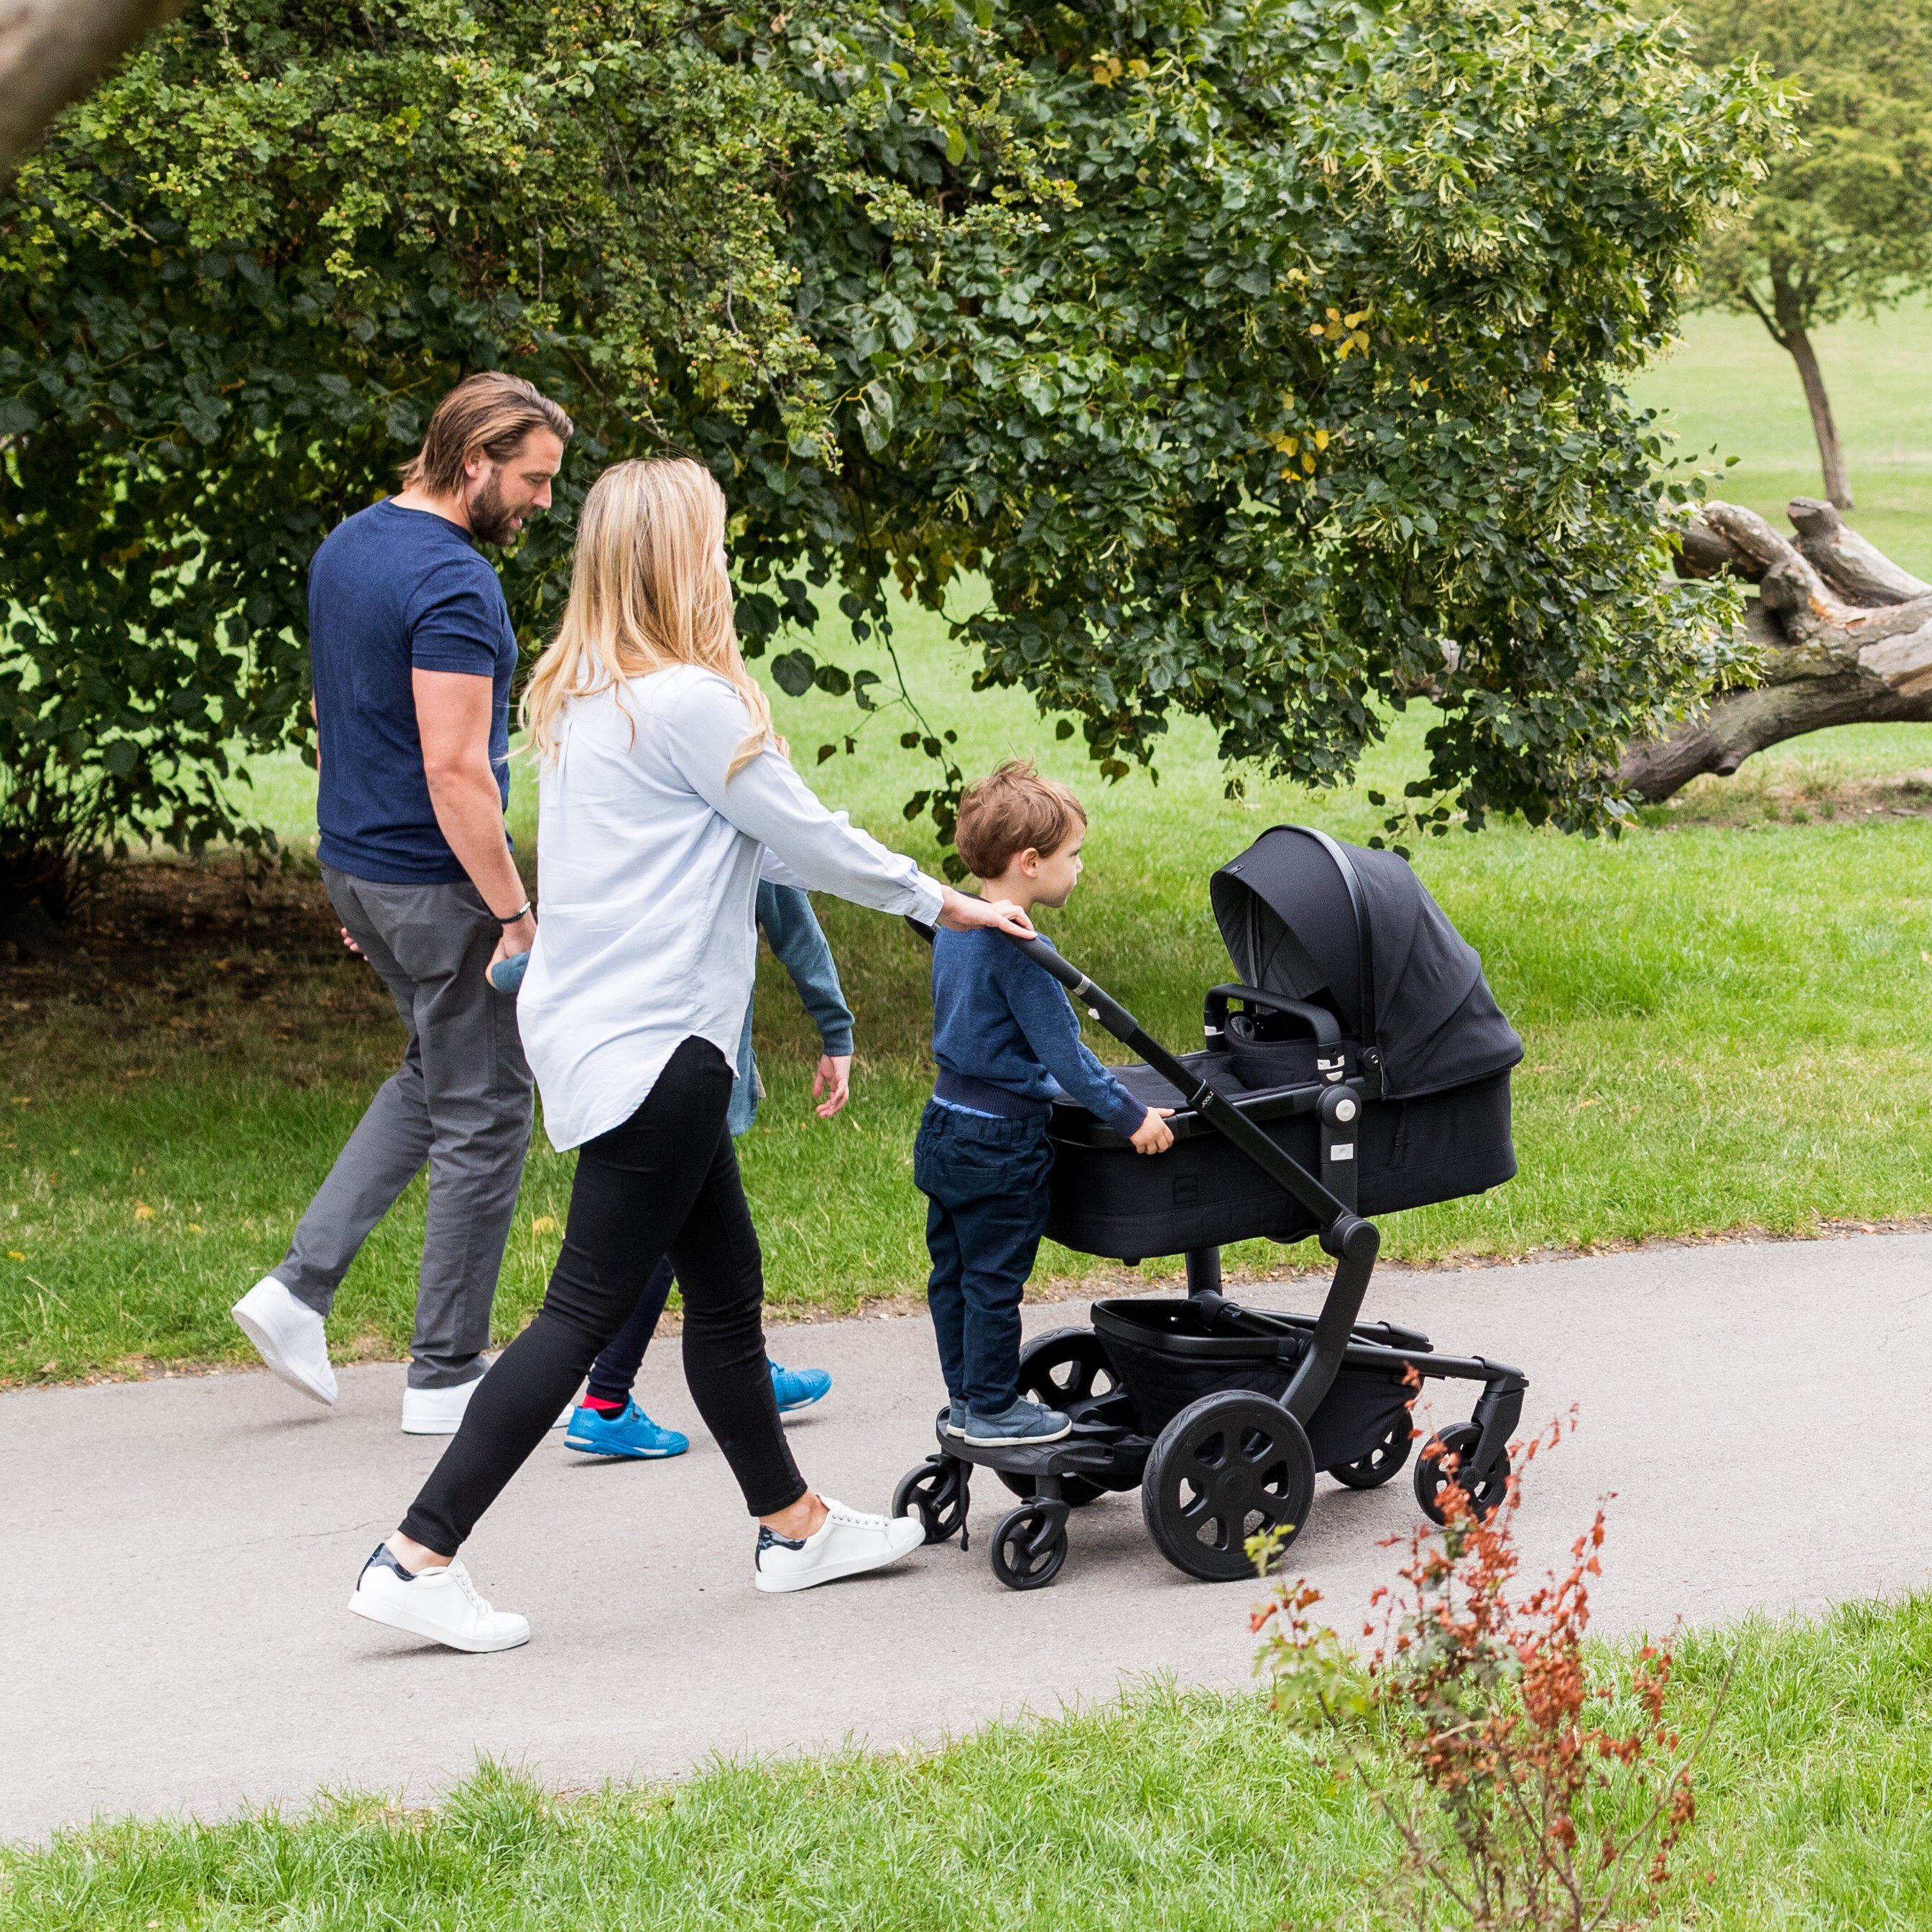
[350,458,1034,1651]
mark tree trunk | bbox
[1771,267,1853,512]
[1619,499,1932,802]
[0,0,186,178]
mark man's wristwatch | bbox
[493,900,533,926]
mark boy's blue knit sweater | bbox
[930,928,1147,1136]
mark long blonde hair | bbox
[522,457,779,775]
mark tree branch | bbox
[1624,498,1932,800]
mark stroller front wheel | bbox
[1413,1422,1510,1526]
[1142,1392,1316,1582]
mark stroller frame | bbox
[895,934,1527,1591]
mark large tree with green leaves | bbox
[1681,0,1932,509]
[0,0,1783,934]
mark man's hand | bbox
[340,928,364,958]
[813,1053,853,1119]
[1129,1106,1175,1155]
[936,884,1035,939]
[487,910,537,981]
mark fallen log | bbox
[1619,499,1932,803]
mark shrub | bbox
[1254,1415,1722,1930]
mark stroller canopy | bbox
[1208,827,1522,1101]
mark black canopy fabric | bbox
[1209,826,1522,1101]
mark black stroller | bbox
[894,825,1527,1591]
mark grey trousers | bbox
[277,865,534,1389]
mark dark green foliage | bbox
[0,0,1785,913]
[1688,1,1932,336]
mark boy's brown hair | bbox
[401,372,575,496]
[954,759,1086,881]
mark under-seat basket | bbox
[1091,1297,1413,1471]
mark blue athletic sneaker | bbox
[946,1399,966,1437]
[769,1360,831,1414]
[564,1400,689,1460]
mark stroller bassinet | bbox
[896,826,1528,1591]
[1046,824,1522,1260]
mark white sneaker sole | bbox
[754,1530,925,1595]
[232,1300,336,1406]
[347,1586,530,1654]
[403,1402,576,1437]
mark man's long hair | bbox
[402,373,573,496]
[521,457,778,777]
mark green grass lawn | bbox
[4,304,1932,1386]
[5,1593,1930,1928]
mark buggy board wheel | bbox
[893,1456,971,1545]
[1329,1413,1415,1491]
[1141,1392,1316,1583]
[996,1328,1118,1506]
[1413,1422,1510,1527]
[989,1505,1068,1591]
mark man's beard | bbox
[466,476,524,547]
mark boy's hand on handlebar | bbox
[1130,1106,1175,1155]
[936,885,1035,939]
[813,1053,852,1119]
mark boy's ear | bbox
[1017,847,1042,876]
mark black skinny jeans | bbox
[400,1036,806,1556]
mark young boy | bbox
[916,760,1174,1446]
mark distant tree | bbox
[1682,0,1932,509]
[1,0,1786,938]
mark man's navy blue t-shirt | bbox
[309,499,517,884]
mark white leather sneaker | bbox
[348,1544,530,1653]
[753,1497,926,1594]
[400,1376,577,1435]
[231,1276,336,1406]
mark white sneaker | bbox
[753,1497,926,1594]
[231,1276,336,1406]
[348,1544,530,1653]
[400,1376,578,1435]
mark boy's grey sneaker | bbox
[946,1399,967,1437]
[960,1397,1071,1446]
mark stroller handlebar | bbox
[905,914,1356,1239]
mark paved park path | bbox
[5,1231,1929,1844]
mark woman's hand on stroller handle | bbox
[1130,1107,1175,1155]
[937,886,1036,939]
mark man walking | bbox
[233,373,572,1433]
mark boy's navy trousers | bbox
[913,1099,1054,1412]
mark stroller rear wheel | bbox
[1142,1392,1316,1582]
[995,1328,1117,1507]
[1413,1422,1510,1525]
[990,1504,1069,1590]
[1329,1413,1415,1490]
